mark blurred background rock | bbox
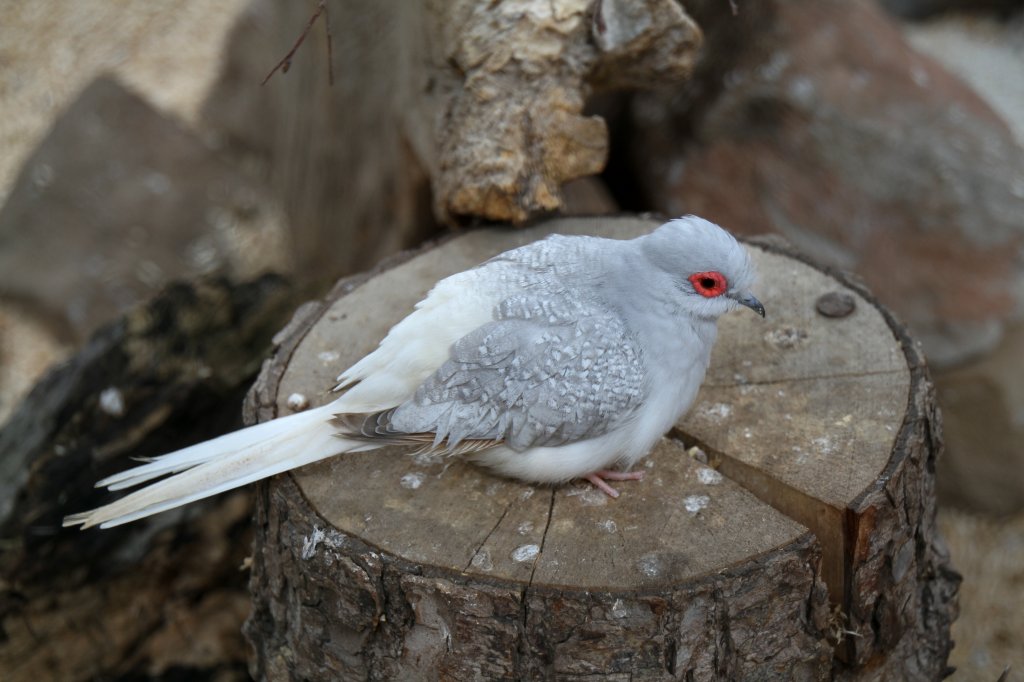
[0,1,1021,680]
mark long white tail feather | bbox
[96,406,335,491]
[64,403,375,529]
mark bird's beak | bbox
[732,291,766,318]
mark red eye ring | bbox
[688,271,728,298]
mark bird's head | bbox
[642,216,765,320]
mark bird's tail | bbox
[63,402,371,529]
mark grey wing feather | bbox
[383,293,647,452]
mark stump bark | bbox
[242,216,958,680]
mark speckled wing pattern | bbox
[341,235,648,453]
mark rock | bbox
[906,11,1024,145]
[625,0,1024,513]
[877,0,1024,21]
[0,76,289,343]
[0,0,249,210]
[935,321,1024,515]
[900,11,1024,514]
[628,0,1024,370]
[559,176,619,214]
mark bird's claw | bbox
[583,469,645,498]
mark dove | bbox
[64,216,764,529]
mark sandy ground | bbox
[941,510,1024,680]
[0,2,1022,680]
[0,0,250,208]
[0,301,69,424]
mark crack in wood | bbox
[463,496,516,572]
[526,489,556,591]
[515,489,555,682]
[703,367,903,389]
[712,586,726,676]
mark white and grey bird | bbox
[64,216,764,529]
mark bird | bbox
[64,216,765,529]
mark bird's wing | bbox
[330,233,608,416]
[330,268,500,414]
[342,292,647,453]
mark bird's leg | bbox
[583,469,646,498]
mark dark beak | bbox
[732,291,766,318]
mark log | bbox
[0,275,295,682]
[204,0,701,278]
[242,216,958,679]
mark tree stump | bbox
[242,216,958,680]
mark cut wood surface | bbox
[243,216,957,680]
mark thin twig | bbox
[262,0,334,86]
[728,0,739,16]
[324,2,334,86]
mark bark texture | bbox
[246,476,829,680]
[241,216,958,679]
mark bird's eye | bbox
[688,271,728,298]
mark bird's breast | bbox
[614,316,715,467]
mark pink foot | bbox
[583,469,646,498]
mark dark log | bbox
[242,216,958,679]
[0,275,294,682]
